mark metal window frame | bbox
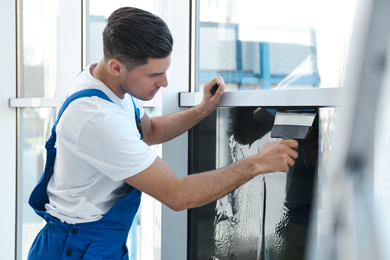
[9,98,59,108]
[179,87,341,108]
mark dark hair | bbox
[102,7,173,70]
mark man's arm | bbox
[124,139,299,211]
[141,77,225,145]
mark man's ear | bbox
[108,59,125,77]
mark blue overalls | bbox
[28,89,142,259]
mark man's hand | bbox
[199,76,225,116]
[254,139,299,174]
[141,77,225,145]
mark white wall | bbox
[0,0,17,259]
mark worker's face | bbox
[122,56,171,101]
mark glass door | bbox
[14,1,59,259]
[2,1,82,259]
[186,0,357,259]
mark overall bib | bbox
[28,89,142,260]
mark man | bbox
[28,7,298,259]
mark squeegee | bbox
[271,110,317,140]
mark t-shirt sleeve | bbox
[73,105,157,181]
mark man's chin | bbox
[141,94,155,101]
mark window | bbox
[189,107,324,259]
[188,0,359,259]
[16,1,59,259]
[194,0,357,91]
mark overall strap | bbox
[45,89,113,149]
[29,89,114,217]
[130,96,141,121]
[130,96,144,140]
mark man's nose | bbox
[158,74,168,88]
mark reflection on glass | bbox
[189,107,320,260]
[197,0,357,91]
[20,0,58,98]
[199,24,320,91]
[17,108,55,260]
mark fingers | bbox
[214,76,225,88]
[290,146,299,160]
[287,154,296,167]
[283,139,299,151]
[257,139,299,173]
[213,76,225,97]
[205,76,225,96]
[199,77,226,115]
[283,147,297,170]
[284,139,299,166]
[280,139,299,163]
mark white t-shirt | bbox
[45,63,157,224]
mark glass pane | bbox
[17,108,55,259]
[189,107,327,259]
[196,0,357,91]
[20,0,58,98]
